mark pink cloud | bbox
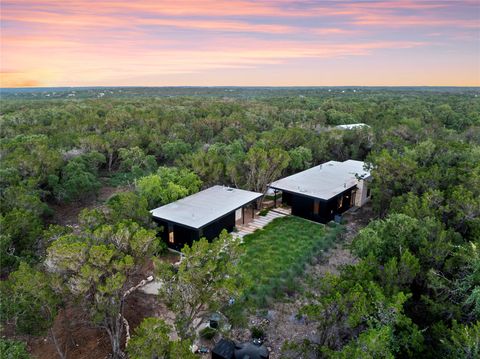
[1,0,477,87]
[352,14,480,28]
[2,37,427,86]
[137,18,296,34]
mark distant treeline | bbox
[1,85,479,100]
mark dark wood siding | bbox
[202,211,235,241]
[282,191,293,206]
[153,211,237,251]
[152,217,199,251]
[283,187,354,223]
[291,194,315,220]
[152,218,168,242]
[172,224,200,250]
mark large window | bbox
[350,189,357,206]
[168,224,174,244]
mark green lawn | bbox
[236,216,343,309]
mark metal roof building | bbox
[151,185,262,229]
[270,160,370,201]
[269,160,371,223]
[151,185,262,249]
[335,123,370,130]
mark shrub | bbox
[251,326,265,339]
[0,208,43,271]
[118,146,156,174]
[259,208,269,216]
[49,151,105,202]
[127,317,170,359]
[0,339,31,359]
[107,191,150,225]
[199,326,217,340]
[327,220,337,228]
[136,167,201,208]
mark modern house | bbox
[269,160,371,223]
[151,185,262,250]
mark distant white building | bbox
[335,123,370,130]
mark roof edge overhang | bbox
[151,193,262,230]
[269,184,357,202]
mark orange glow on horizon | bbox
[1,0,479,87]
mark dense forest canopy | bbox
[1,86,478,100]
[0,87,479,358]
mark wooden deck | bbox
[232,207,291,239]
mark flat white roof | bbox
[150,185,262,229]
[269,160,370,200]
[335,123,370,130]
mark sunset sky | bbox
[1,0,479,87]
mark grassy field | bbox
[236,216,343,309]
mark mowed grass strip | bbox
[237,216,341,308]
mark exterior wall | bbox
[282,191,293,206]
[290,194,314,219]
[285,187,354,223]
[173,224,200,250]
[354,179,371,207]
[153,211,236,250]
[152,218,200,251]
[202,212,236,241]
[152,218,169,242]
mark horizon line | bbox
[2,85,480,90]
